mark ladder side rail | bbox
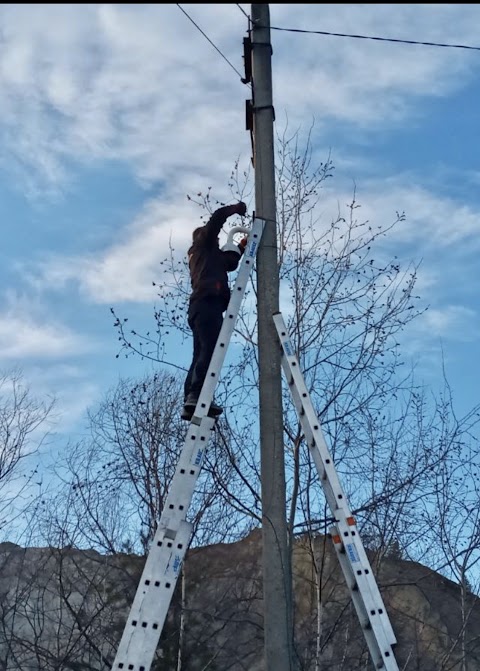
[278,354,349,515]
[274,312,396,641]
[333,517,398,651]
[112,218,265,671]
[273,312,399,670]
[279,350,397,651]
[333,513,397,646]
[160,216,265,529]
[112,519,194,669]
[278,344,397,649]
[330,525,399,671]
[276,325,397,646]
[112,416,215,671]
[274,312,358,517]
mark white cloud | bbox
[0,4,479,197]
[0,4,249,196]
[420,305,478,341]
[295,174,480,250]
[270,4,480,129]
[24,195,249,303]
[399,303,480,382]
[26,363,101,437]
[0,1,479,439]
[0,294,94,360]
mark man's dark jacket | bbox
[188,205,244,313]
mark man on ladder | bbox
[111,214,265,671]
[182,201,248,421]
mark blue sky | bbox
[0,4,479,467]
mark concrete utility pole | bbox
[250,5,295,669]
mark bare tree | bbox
[0,540,137,670]
[19,369,261,669]
[414,384,480,671]
[0,368,55,539]
[8,129,478,670]
[109,128,480,666]
[38,370,252,555]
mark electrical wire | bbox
[176,4,245,80]
[264,23,480,52]
[236,4,250,21]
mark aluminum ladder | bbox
[273,311,399,671]
[112,217,265,671]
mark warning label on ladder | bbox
[346,543,360,564]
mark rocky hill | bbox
[0,529,478,670]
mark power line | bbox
[176,4,245,81]
[262,23,480,52]
[236,4,250,21]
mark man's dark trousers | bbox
[184,297,224,402]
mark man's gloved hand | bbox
[234,201,247,216]
[239,236,248,249]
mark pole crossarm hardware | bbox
[273,311,400,671]
[111,217,265,671]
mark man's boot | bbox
[181,394,223,420]
[181,393,198,421]
[208,401,223,417]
